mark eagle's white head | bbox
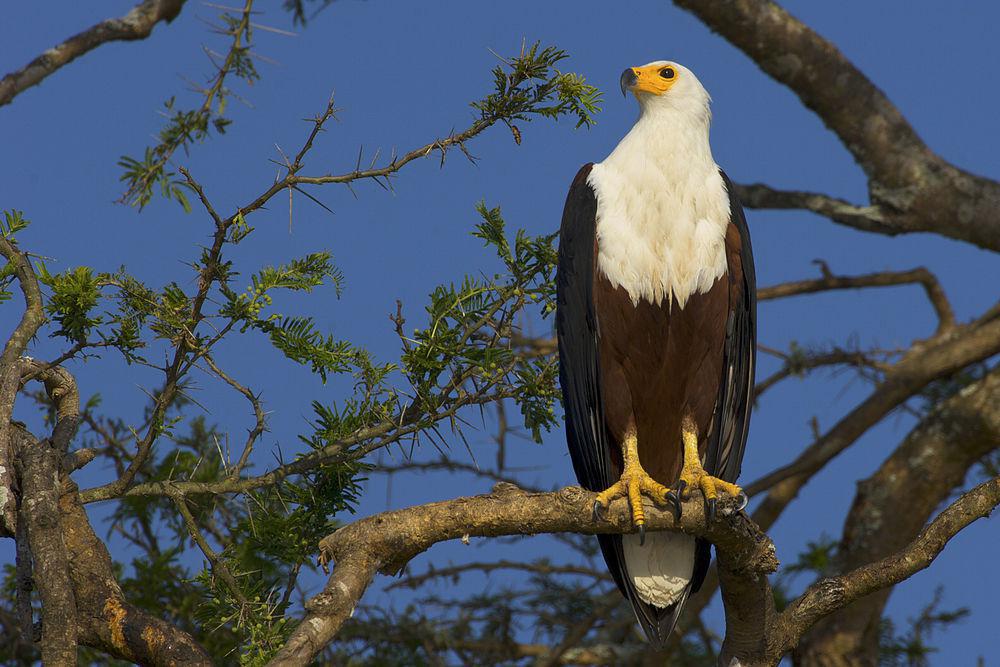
[620,60,712,126]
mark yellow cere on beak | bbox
[621,63,679,98]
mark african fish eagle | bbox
[556,61,756,646]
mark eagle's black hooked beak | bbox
[620,68,638,97]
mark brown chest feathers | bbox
[593,268,729,484]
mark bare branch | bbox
[798,365,1000,663]
[757,266,955,334]
[754,346,888,401]
[0,0,187,108]
[375,459,544,492]
[733,183,891,235]
[746,316,1000,502]
[234,117,495,227]
[268,484,777,666]
[201,352,266,476]
[675,0,1000,251]
[169,489,249,604]
[770,476,1000,657]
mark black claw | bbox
[736,491,749,512]
[638,523,646,546]
[666,490,682,521]
[676,479,688,501]
[592,500,603,522]
[707,498,717,522]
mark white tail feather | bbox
[622,530,696,607]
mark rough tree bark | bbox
[796,366,1000,665]
[675,0,1000,253]
[0,0,188,107]
[270,486,777,666]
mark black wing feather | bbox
[556,164,682,647]
[705,170,756,485]
[691,170,757,595]
[556,164,612,494]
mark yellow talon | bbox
[679,417,745,519]
[592,431,672,543]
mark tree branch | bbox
[756,265,955,334]
[268,483,777,666]
[0,236,46,536]
[676,0,1000,251]
[55,471,213,665]
[0,0,187,108]
[768,475,1000,659]
[732,183,892,235]
[14,433,77,665]
[746,316,1000,501]
[385,558,610,591]
[797,365,1000,664]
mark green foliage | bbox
[783,535,838,578]
[473,42,602,130]
[0,210,28,303]
[37,265,102,343]
[398,203,560,444]
[2,29,606,666]
[1,209,29,238]
[221,252,353,382]
[117,5,258,210]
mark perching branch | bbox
[0,0,187,108]
[268,484,776,666]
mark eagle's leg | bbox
[592,430,672,545]
[675,416,748,520]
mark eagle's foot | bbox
[676,416,748,521]
[592,437,672,546]
[676,463,745,521]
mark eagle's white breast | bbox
[589,162,729,308]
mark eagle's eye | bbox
[659,67,676,80]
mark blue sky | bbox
[2,1,998,662]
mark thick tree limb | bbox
[0,237,46,536]
[57,474,213,665]
[676,0,1000,251]
[0,0,187,108]
[267,484,777,666]
[796,365,1000,665]
[13,427,78,665]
